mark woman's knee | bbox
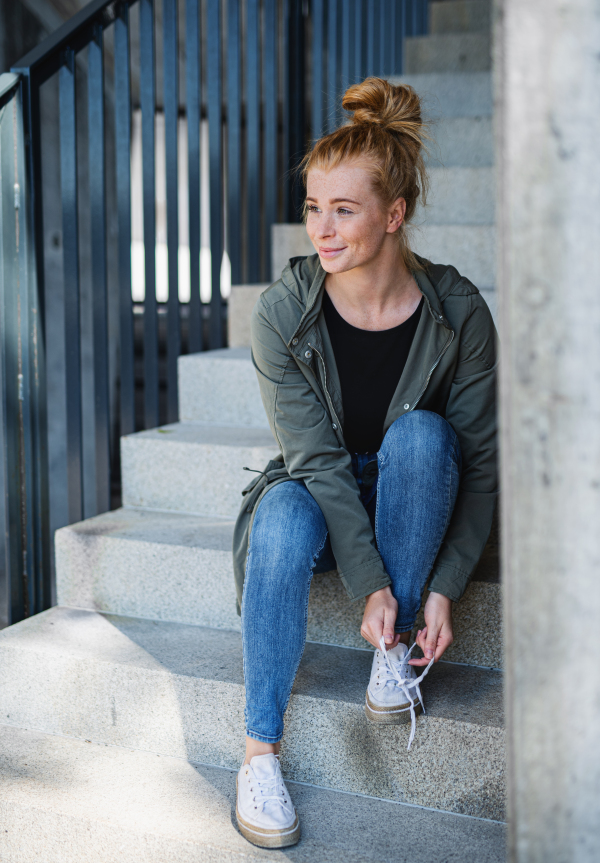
[249,481,327,570]
[380,411,460,467]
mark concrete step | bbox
[0,607,505,820]
[121,422,278,518]
[0,724,505,863]
[179,348,268,427]
[429,0,491,35]
[405,33,491,74]
[55,507,502,669]
[419,166,495,225]
[390,72,492,118]
[412,223,495,290]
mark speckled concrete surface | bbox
[405,32,491,73]
[121,422,278,517]
[56,508,241,631]
[55,508,501,667]
[178,349,269,428]
[412,224,495,290]
[0,608,504,819]
[0,725,505,863]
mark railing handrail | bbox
[11,0,120,84]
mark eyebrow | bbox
[305,197,361,205]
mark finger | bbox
[383,607,396,645]
[424,624,439,661]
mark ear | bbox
[386,197,406,234]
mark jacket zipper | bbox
[410,329,455,411]
[308,343,344,432]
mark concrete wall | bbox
[496,1,600,860]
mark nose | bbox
[315,213,335,241]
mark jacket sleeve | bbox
[251,297,392,601]
[428,292,498,602]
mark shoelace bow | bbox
[248,762,294,816]
[377,636,435,751]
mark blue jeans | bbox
[241,411,461,743]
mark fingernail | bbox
[426,650,433,658]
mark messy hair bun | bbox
[301,77,429,271]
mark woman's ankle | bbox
[244,736,281,765]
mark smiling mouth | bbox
[319,247,346,255]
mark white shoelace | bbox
[377,636,435,751]
[247,763,294,817]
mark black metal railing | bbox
[1,0,428,625]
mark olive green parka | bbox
[232,253,498,611]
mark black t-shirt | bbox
[323,292,424,453]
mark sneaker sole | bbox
[235,777,301,848]
[365,689,423,724]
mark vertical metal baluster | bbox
[327,0,338,132]
[264,0,277,282]
[115,2,135,435]
[19,76,50,614]
[281,0,290,224]
[390,0,396,75]
[410,0,417,36]
[227,0,241,286]
[59,48,83,524]
[366,0,375,78]
[88,24,110,515]
[421,0,429,35]
[246,0,260,282]
[140,0,158,428]
[341,0,351,94]
[312,0,324,140]
[164,0,180,421]
[355,0,364,81]
[207,0,223,346]
[287,0,306,222]
[397,0,407,71]
[186,0,202,352]
[379,0,386,75]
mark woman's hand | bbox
[409,591,454,666]
[361,586,400,650]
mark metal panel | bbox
[163,0,180,421]
[263,0,277,282]
[311,0,325,140]
[59,49,83,525]
[140,0,158,428]
[245,0,260,282]
[186,0,202,352]
[88,24,110,514]
[207,0,223,346]
[114,3,135,436]
[226,0,241,285]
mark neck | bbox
[324,241,422,331]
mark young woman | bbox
[232,77,497,848]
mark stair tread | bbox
[0,724,505,863]
[1,607,503,728]
[123,421,276,448]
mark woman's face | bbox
[305,161,405,274]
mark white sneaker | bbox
[235,753,300,848]
[365,637,434,750]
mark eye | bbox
[337,207,353,215]
[306,204,320,213]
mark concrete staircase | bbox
[0,3,504,860]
